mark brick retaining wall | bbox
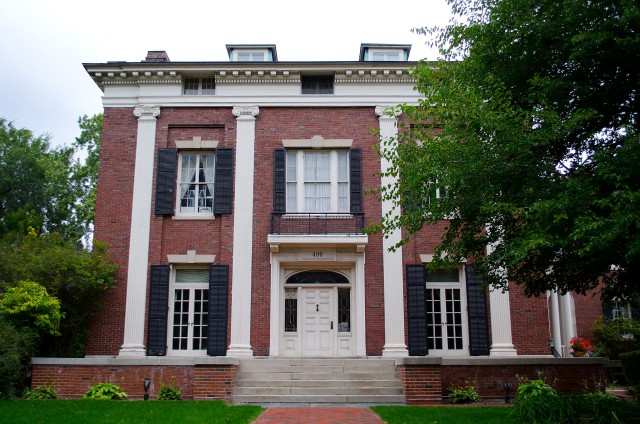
[31,358,238,400]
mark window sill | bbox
[172,215,216,221]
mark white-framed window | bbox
[370,50,402,61]
[425,268,468,355]
[286,150,349,213]
[177,151,215,216]
[168,268,209,355]
[183,77,215,95]
[236,51,266,61]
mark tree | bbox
[376,0,640,300]
[72,114,103,242]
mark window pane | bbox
[338,288,350,332]
[286,182,297,212]
[176,269,209,284]
[338,151,348,181]
[338,182,349,212]
[201,78,215,95]
[284,289,297,332]
[183,77,199,95]
[426,269,459,282]
[286,151,297,181]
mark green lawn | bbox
[372,405,514,424]
[0,400,263,424]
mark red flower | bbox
[570,337,593,357]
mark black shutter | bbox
[155,149,177,215]
[213,148,233,214]
[465,264,490,356]
[147,265,170,356]
[207,265,229,356]
[274,149,286,214]
[349,148,363,214]
[406,265,428,356]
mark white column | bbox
[376,106,408,357]
[560,293,576,356]
[548,291,562,356]
[227,106,259,357]
[269,252,281,356]
[119,105,160,357]
[355,251,367,357]
[486,240,518,356]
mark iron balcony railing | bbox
[270,213,366,235]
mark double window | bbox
[183,77,215,95]
[286,150,349,213]
[155,148,233,217]
[178,152,215,215]
[301,75,334,94]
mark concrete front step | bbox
[232,358,406,405]
[232,394,407,405]
[234,386,404,396]
[235,379,402,388]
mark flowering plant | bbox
[570,337,593,357]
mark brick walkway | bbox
[253,407,385,424]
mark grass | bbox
[372,405,513,424]
[0,400,263,424]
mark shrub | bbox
[515,377,557,402]
[0,318,37,399]
[620,350,640,386]
[447,379,479,404]
[83,382,128,400]
[157,379,182,401]
[24,385,57,400]
[592,316,640,359]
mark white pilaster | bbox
[119,105,160,357]
[227,106,259,357]
[376,106,408,357]
[269,253,281,356]
[486,240,518,356]
[355,253,367,357]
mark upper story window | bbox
[155,147,233,218]
[183,77,215,95]
[286,150,349,213]
[178,152,215,215]
[301,75,334,94]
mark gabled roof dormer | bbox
[226,44,278,62]
[359,43,411,62]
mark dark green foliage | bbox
[23,385,57,400]
[620,350,640,385]
[0,318,36,399]
[0,234,117,357]
[375,0,640,300]
[593,317,640,359]
[83,382,128,400]
[512,390,640,423]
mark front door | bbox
[302,288,334,356]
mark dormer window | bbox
[359,44,411,61]
[226,44,278,62]
[236,51,266,62]
[370,50,401,61]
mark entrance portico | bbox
[268,235,368,357]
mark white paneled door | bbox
[302,288,334,356]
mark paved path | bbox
[253,407,385,424]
